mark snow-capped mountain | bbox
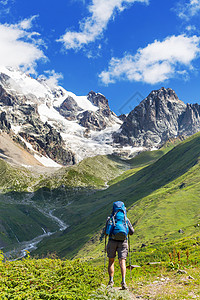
[1,67,200,168]
[0,67,123,166]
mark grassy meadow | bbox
[0,132,200,299]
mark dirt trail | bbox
[113,287,145,299]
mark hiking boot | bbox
[121,282,128,290]
[107,280,114,288]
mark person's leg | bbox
[108,258,115,283]
[117,241,128,289]
[107,240,117,286]
[119,258,126,282]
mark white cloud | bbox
[0,0,9,5]
[19,15,39,30]
[176,0,200,19]
[186,25,197,31]
[99,34,200,85]
[0,0,15,15]
[0,17,46,74]
[38,70,63,88]
[58,0,149,50]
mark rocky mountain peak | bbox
[57,96,82,121]
[113,87,188,148]
[0,72,10,86]
[0,67,123,165]
[130,87,186,122]
[144,87,182,104]
[87,91,109,109]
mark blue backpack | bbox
[106,201,129,241]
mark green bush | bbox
[0,255,103,299]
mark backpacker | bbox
[106,201,129,241]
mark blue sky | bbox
[1,0,200,114]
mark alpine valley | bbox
[0,66,200,268]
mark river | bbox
[4,209,68,260]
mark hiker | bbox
[105,201,134,290]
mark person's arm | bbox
[127,219,134,235]
[104,217,110,235]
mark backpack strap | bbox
[112,211,117,226]
[121,210,129,234]
[113,209,127,227]
[123,211,129,233]
[112,209,120,226]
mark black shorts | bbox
[107,239,128,259]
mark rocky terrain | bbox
[114,87,200,148]
[58,90,118,131]
[1,67,200,167]
[0,67,122,166]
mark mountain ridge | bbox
[0,67,123,166]
[1,67,200,168]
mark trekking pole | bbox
[128,234,132,280]
[104,235,107,277]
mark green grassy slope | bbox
[0,201,59,248]
[34,132,200,258]
[0,134,193,256]
[108,139,179,186]
[0,154,130,192]
[0,134,184,193]
[128,135,185,168]
[0,159,37,192]
[0,155,129,250]
[1,240,200,300]
[38,154,130,189]
[0,161,59,248]
[0,140,173,252]
[0,136,178,193]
